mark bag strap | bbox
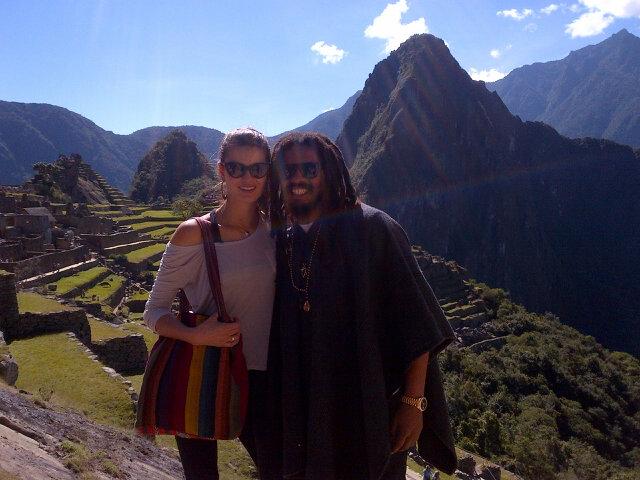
[195,213,232,323]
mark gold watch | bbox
[400,395,428,412]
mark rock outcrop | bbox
[0,384,183,479]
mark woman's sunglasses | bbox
[223,162,269,179]
[283,162,320,179]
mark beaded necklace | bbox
[286,225,321,312]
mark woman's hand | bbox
[191,314,241,347]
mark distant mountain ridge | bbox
[488,29,640,147]
[0,95,358,192]
[338,33,640,356]
[268,90,361,143]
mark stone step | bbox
[103,240,158,257]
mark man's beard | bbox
[287,185,323,219]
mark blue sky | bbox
[1,0,639,136]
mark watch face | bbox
[419,397,428,411]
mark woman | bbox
[142,127,277,479]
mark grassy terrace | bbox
[141,209,180,219]
[89,318,127,341]
[147,226,176,239]
[75,274,125,303]
[125,243,166,264]
[17,292,72,313]
[129,290,149,301]
[130,220,181,232]
[47,266,109,295]
[9,333,134,428]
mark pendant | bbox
[303,300,311,312]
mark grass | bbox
[89,318,127,341]
[122,321,157,351]
[129,290,149,301]
[9,333,134,429]
[141,209,180,219]
[110,214,145,222]
[17,292,72,313]
[147,226,176,238]
[130,220,181,231]
[75,274,125,303]
[47,266,109,295]
[125,243,166,264]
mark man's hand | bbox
[389,403,424,453]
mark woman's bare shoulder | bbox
[169,215,209,246]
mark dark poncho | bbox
[267,203,456,479]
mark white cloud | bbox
[524,22,539,32]
[580,0,640,17]
[569,4,582,13]
[497,8,534,20]
[565,0,640,37]
[565,10,615,36]
[364,0,428,53]
[490,49,501,58]
[310,41,346,64]
[541,4,560,14]
[468,68,508,82]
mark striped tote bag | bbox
[135,214,249,440]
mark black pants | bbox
[176,370,279,480]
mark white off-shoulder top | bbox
[142,220,276,371]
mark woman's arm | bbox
[144,219,240,347]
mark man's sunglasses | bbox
[223,162,270,179]
[283,162,320,179]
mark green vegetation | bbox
[9,333,134,428]
[17,292,71,313]
[123,322,157,348]
[125,243,166,264]
[142,209,180,219]
[442,286,640,480]
[129,290,149,301]
[130,130,210,202]
[60,439,91,474]
[48,266,109,295]
[130,220,181,232]
[89,318,127,341]
[75,274,125,304]
[172,196,202,220]
[148,226,176,238]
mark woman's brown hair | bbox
[218,127,271,215]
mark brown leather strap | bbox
[195,214,231,323]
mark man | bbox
[267,132,457,479]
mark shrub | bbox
[172,196,202,219]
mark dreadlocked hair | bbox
[269,131,358,231]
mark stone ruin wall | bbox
[0,270,20,340]
[91,334,148,375]
[81,230,141,251]
[10,310,91,345]
[0,245,89,280]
